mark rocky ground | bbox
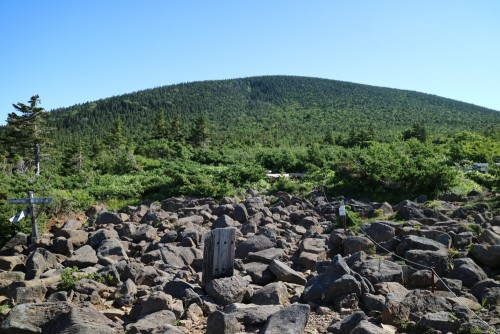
[0,191,499,334]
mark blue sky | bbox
[1,1,499,124]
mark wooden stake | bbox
[202,227,236,287]
[28,191,39,244]
[431,268,435,293]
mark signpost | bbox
[7,191,53,243]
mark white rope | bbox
[318,183,498,334]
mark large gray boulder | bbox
[396,235,447,257]
[125,310,179,334]
[25,248,60,279]
[303,273,362,305]
[224,303,281,325]
[405,250,449,276]
[131,225,157,243]
[243,262,276,285]
[206,310,243,334]
[235,235,275,259]
[363,221,395,243]
[351,258,403,285]
[327,310,367,334]
[205,276,249,305]
[65,245,98,268]
[72,278,112,297]
[0,232,28,255]
[129,291,182,321]
[50,306,124,333]
[470,279,500,306]
[448,257,488,288]
[269,259,307,285]
[382,290,452,325]
[344,236,375,255]
[212,214,239,229]
[14,285,47,304]
[97,238,129,264]
[419,311,460,333]
[88,229,119,248]
[0,302,72,333]
[260,303,310,334]
[477,229,500,245]
[247,248,284,264]
[394,200,426,220]
[95,211,123,225]
[160,244,202,269]
[351,320,392,334]
[0,255,24,271]
[59,229,88,248]
[252,282,289,305]
[469,244,500,269]
[232,203,249,223]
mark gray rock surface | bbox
[205,276,249,305]
[260,303,310,334]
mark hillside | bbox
[48,76,500,146]
[1,75,500,249]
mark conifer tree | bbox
[5,95,50,175]
[106,116,126,148]
[153,108,168,140]
[191,114,210,148]
[170,115,184,142]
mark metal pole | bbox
[28,191,39,244]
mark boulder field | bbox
[0,191,499,333]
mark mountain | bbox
[48,75,500,146]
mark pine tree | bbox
[190,114,210,148]
[153,108,168,140]
[105,116,126,148]
[5,95,51,175]
[61,140,86,175]
[170,115,184,142]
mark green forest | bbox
[1,76,500,246]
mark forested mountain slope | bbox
[48,76,500,146]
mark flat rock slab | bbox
[247,248,284,264]
[260,303,310,334]
[269,259,307,285]
[224,303,282,325]
[352,259,403,285]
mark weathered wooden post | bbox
[202,227,236,287]
[28,191,39,243]
[431,268,435,293]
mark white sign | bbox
[339,205,346,216]
[9,209,29,223]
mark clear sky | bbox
[1,0,499,125]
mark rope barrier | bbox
[318,183,499,334]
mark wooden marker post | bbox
[202,227,236,287]
[7,191,53,244]
[431,268,435,293]
[28,191,38,243]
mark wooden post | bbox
[28,191,39,244]
[202,227,236,287]
[431,268,435,293]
